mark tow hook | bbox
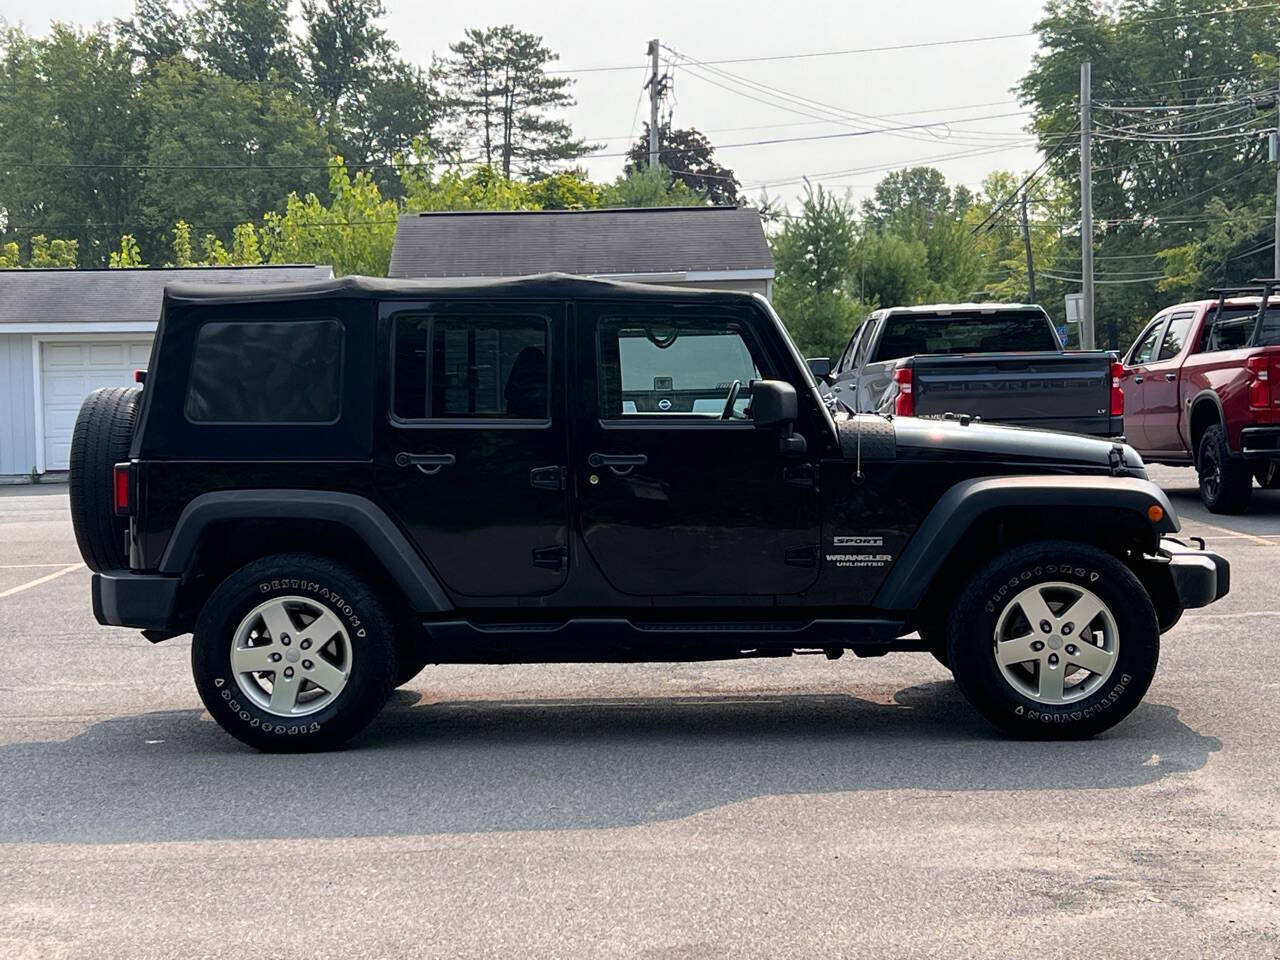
[1109,444,1127,476]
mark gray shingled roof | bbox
[0,264,334,325]
[387,207,773,279]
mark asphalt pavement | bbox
[0,466,1277,959]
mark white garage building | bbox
[0,264,332,478]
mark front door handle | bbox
[395,452,456,475]
[588,453,648,468]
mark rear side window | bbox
[392,313,549,420]
[872,312,1057,362]
[186,319,342,423]
[1158,313,1195,360]
[1205,307,1280,352]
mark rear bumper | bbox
[1239,426,1280,459]
[92,570,182,632]
[1159,538,1230,610]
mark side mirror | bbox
[807,357,832,379]
[750,380,798,428]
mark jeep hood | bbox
[835,415,1145,474]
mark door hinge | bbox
[530,465,566,491]
[532,545,568,571]
[784,545,819,567]
[783,463,817,489]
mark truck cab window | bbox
[599,318,763,419]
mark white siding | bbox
[0,334,36,476]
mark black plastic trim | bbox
[873,475,1180,611]
[93,570,182,631]
[159,489,453,612]
[1239,426,1280,458]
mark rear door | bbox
[1141,311,1196,454]
[572,299,822,598]
[1120,316,1168,449]
[376,299,570,598]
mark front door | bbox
[376,300,570,598]
[573,300,822,598]
[1142,311,1196,454]
[1121,315,1168,450]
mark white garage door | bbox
[41,339,153,471]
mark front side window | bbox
[186,318,342,423]
[599,317,763,419]
[392,313,549,420]
[1128,319,1165,366]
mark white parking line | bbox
[0,563,84,599]
[1183,610,1280,620]
[0,562,83,569]
[1184,520,1276,547]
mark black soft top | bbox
[161,272,759,307]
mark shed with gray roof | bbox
[387,206,774,297]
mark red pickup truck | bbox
[1120,281,1280,513]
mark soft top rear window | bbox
[873,311,1057,362]
[186,318,342,424]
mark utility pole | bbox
[1020,190,1037,304]
[1080,61,1095,350]
[647,39,661,170]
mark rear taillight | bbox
[113,462,133,517]
[134,369,147,384]
[1247,354,1270,410]
[1110,361,1124,417]
[894,366,914,416]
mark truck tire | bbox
[1197,424,1252,514]
[69,386,141,572]
[946,540,1159,740]
[192,553,398,752]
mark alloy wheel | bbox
[230,596,353,717]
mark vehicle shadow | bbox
[0,682,1219,846]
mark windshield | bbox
[873,311,1058,362]
[1208,307,1280,350]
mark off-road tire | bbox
[1197,424,1252,514]
[947,540,1159,740]
[192,553,397,752]
[69,386,141,572]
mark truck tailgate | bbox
[910,351,1117,436]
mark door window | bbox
[598,317,764,419]
[836,323,865,374]
[1157,312,1195,361]
[392,314,549,421]
[1128,319,1165,365]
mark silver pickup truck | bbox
[820,303,1124,438]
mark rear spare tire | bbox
[69,386,141,572]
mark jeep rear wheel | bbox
[1198,424,1252,514]
[947,541,1159,739]
[192,554,397,751]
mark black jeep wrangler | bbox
[71,275,1229,751]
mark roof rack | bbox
[1204,278,1279,346]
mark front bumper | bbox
[1158,537,1230,609]
[1239,426,1280,459]
[92,570,182,633]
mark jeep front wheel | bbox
[192,554,397,751]
[946,541,1159,739]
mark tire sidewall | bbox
[1198,424,1250,513]
[948,543,1159,738]
[192,555,395,751]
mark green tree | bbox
[109,234,146,267]
[439,25,593,177]
[192,0,297,83]
[625,123,741,206]
[599,165,705,208]
[117,0,191,69]
[770,185,867,358]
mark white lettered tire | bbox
[946,540,1159,739]
[192,553,398,751]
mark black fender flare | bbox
[872,475,1178,611]
[1186,389,1227,455]
[159,489,452,612]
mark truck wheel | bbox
[69,386,141,572]
[946,541,1159,740]
[1197,424,1252,514]
[191,554,397,752]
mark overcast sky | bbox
[0,0,1048,209]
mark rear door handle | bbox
[395,452,455,475]
[530,465,565,490]
[1133,376,1144,384]
[588,453,648,468]
[1165,373,1177,381]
